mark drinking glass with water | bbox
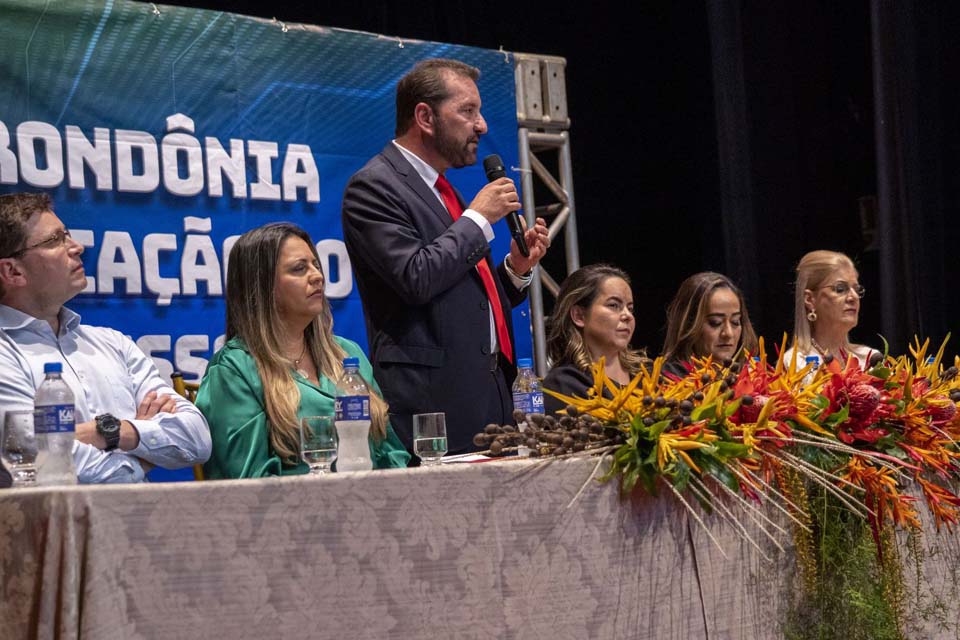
[2,411,38,486]
[413,412,447,466]
[300,416,337,474]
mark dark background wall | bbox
[167,0,960,356]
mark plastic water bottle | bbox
[803,355,820,387]
[34,362,77,486]
[512,358,544,457]
[334,357,373,472]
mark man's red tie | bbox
[435,174,513,364]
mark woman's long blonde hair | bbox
[225,223,389,465]
[545,264,649,375]
[793,250,857,353]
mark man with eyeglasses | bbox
[0,192,211,483]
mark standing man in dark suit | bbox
[341,58,550,457]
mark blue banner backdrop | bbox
[0,0,527,480]
[0,0,528,380]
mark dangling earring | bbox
[807,309,817,322]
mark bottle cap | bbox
[43,362,63,374]
[518,357,533,369]
[342,357,360,369]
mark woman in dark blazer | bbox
[542,264,648,415]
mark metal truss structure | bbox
[513,53,580,375]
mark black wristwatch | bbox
[95,413,122,452]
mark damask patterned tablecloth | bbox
[3,456,950,639]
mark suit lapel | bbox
[380,143,505,307]
[380,143,455,229]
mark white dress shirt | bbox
[392,141,531,353]
[0,304,212,483]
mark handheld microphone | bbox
[482,154,529,258]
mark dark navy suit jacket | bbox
[341,143,525,454]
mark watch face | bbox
[97,414,121,451]
[99,415,120,434]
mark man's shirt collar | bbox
[392,140,441,190]
[0,304,81,335]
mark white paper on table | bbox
[439,453,491,463]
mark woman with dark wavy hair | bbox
[196,222,409,478]
[661,271,758,377]
[542,264,648,414]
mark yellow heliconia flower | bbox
[657,434,704,473]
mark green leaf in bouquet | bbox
[699,456,739,493]
[645,419,672,441]
[672,461,691,492]
[824,402,850,427]
[871,366,892,380]
[691,402,718,422]
[723,397,743,417]
[809,395,830,411]
[713,441,752,459]
[622,466,640,496]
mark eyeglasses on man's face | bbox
[3,229,73,259]
[822,281,865,299]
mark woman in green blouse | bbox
[196,222,409,478]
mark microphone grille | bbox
[483,154,506,180]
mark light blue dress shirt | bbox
[0,304,211,483]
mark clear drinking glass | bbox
[413,412,447,466]
[300,416,337,474]
[2,411,38,486]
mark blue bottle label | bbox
[513,392,533,415]
[335,396,370,421]
[34,404,75,434]
[530,391,545,414]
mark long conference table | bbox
[2,456,959,639]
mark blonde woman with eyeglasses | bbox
[783,250,879,369]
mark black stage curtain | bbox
[707,0,960,354]
[705,0,878,351]
[871,0,960,353]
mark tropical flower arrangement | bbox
[544,336,960,541]
[537,336,960,637]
